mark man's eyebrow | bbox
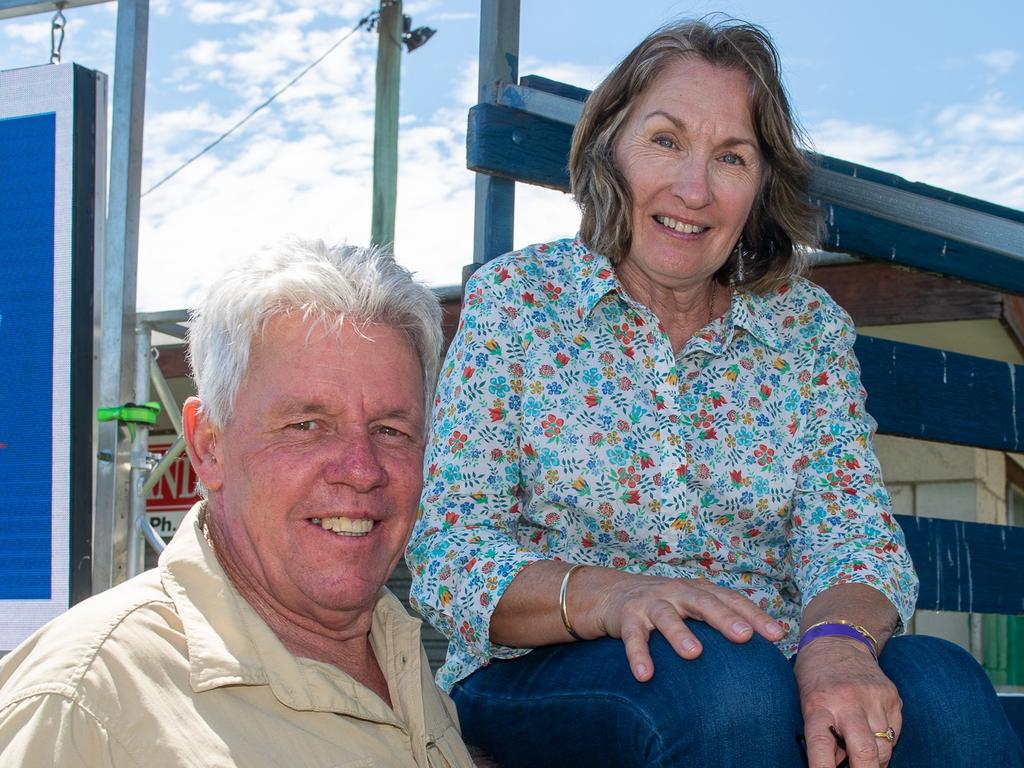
[642,109,759,149]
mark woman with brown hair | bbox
[409,17,1022,767]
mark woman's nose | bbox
[670,158,713,209]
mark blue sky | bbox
[2,0,1022,309]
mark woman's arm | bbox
[788,291,917,767]
[491,560,786,681]
[795,584,902,768]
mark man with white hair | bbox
[0,240,475,767]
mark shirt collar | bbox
[571,239,621,321]
[570,237,784,354]
[159,503,425,721]
[728,287,784,352]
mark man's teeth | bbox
[310,517,374,536]
[656,215,706,234]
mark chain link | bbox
[50,4,67,64]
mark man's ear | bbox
[182,397,224,492]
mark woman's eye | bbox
[720,152,745,166]
[653,135,676,149]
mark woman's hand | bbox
[795,636,902,768]
[589,572,787,681]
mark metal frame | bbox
[2,0,151,592]
[469,0,519,275]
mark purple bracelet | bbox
[797,622,878,659]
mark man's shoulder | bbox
[0,569,184,710]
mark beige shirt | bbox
[0,505,474,768]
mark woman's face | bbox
[614,57,763,294]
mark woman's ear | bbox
[182,397,224,492]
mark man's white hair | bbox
[187,239,443,428]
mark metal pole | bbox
[468,0,519,281]
[371,0,402,250]
[127,324,151,576]
[93,0,149,592]
[149,354,182,435]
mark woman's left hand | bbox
[794,636,902,768]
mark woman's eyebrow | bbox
[642,109,759,150]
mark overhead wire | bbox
[141,8,377,198]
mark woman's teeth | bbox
[310,517,374,536]
[656,215,706,234]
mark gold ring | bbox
[873,727,896,744]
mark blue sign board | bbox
[0,112,56,599]
[0,64,103,649]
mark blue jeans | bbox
[451,622,1023,767]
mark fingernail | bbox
[682,638,698,653]
[732,621,752,635]
[766,621,784,635]
[635,663,649,677]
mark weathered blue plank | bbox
[818,155,1024,225]
[856,335,1024,450]
[856,336,1024,452]
[467,103,573,191]
[824,205,1024,295]
[896,515,1024,615]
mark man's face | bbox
[200,316,425,629]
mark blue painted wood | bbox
[825,205,1024,296]
[818,155,1024,225]
[855,336,1024,452]
[895,515,1024,615]
[467,103,574,191]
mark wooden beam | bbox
[370,0,402,250]
[858,335,1024,451]
[897,514,1024,615]
[809,262,1004,326]
[154,344,189,380]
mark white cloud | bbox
[978,49,1018,77]
[936,94,1024,143]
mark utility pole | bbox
[371,0,402,250]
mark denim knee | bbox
[881,634,1023,767]
[638,625,804,766]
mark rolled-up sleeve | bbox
[788,301,918,629]
[407,261,544,669]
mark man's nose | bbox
[323,433,387,491]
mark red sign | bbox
[146,440,201,512]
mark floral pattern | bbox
[408,237,918,691]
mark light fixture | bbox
[402,14,436,52]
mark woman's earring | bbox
[733,240,747,285]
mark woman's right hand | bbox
[583,570,787,681]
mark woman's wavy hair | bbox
[569,16,821,292]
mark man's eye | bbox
[288,420,317,431]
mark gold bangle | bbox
[802,619,879,656]
[558,564,586,641]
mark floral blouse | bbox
[408,236,918,691]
